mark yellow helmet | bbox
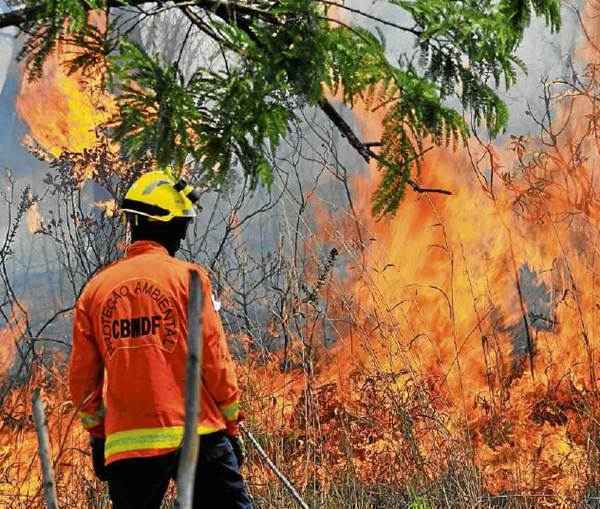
[121,170,199,222]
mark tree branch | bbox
[0,0,279,29]
[318,98,375,160]
[0,5,38,28]
[314,0,420,36]
[175,270,204,508]
[32,389,59,509]
[5,0,451,198]
[318,99,452,196]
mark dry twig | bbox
[32,388,59,509]
[241,423,310,509]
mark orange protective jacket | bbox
[69,241,241,465]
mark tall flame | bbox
[16,20,115,159]
[292,0,600,501]
[7,2,600,506]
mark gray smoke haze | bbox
[344,0,584,137]
[0,2,589,352]
[0,2,585,174]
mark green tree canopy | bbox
[3,0,561,215]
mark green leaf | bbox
[19,0,562,214]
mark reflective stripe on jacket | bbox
[69,241,241,464]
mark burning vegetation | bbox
[3,2,600,509]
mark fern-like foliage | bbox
[14,0,561,214]
[18,0,105,79]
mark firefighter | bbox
[69,170,253,509]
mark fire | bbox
[16,17,116,160]
[6,1,600,507]
[0,364,99,505]
[0,304,26,380]
[328,146,592,497]
[279,1,600,503]
[237,1,600,504]
[26,199,42,234]
[94,199,117,218]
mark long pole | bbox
[175,270,204,509]
[32,388,59,509]
[241,423,310,509]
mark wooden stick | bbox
[175,270,204,509]
[241,423,310,509]
[32,388,59,509]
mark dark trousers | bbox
[106,432,253,509]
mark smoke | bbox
[502,1,585,135]
[1,2,591,351]
[344,0,585,137]
[0,27,15,94]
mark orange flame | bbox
[26,200,42,234]
[16,18,116,160]
[285,1,600,501]
[240,1,600,503]
[0,304,26,379]
[94,198,117,218]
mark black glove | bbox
[90,437,109,481]
[228,435,246,467]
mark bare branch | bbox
[32,389,59,509]
[0,0,279,29]
[318,99,452,196]
[241,423,310,509]
[314,0,420,36]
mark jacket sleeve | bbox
[69,296,105,438]
[199,272,241,435]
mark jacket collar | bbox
[125,240,170,258]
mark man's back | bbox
[69,240,240,465]
[69,170,252,508]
